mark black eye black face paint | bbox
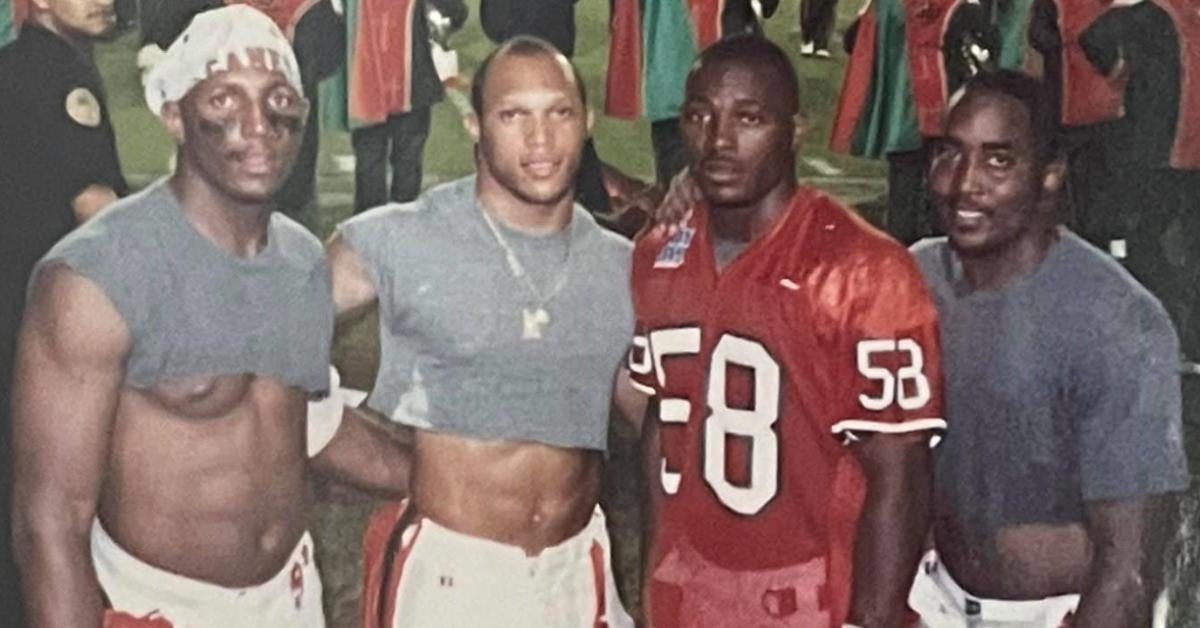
[195,105,301,142]
[265,109,304,135]
[197,114,237,139]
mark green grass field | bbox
[92,1,1200,625]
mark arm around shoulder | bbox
[326,232,380,320]
[310,404,414,499]
[72,184,119,224]
[12,264,131,628]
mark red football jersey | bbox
[630,188,944,620]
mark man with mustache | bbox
[11,6,410,626]
[329,36,635,627]
[907,70,1188,627]
[628,35,945,627]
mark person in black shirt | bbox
[1080,0,1196,359]
[0,0,126,625]
[1028,0,1116,242]
[1081,0,1180,178]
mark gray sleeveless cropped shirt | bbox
[339,176,634,451]
[35,180,333,392]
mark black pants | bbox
[0,285,22,628]
[115,0,138,28]
[886,147,938,245]
[277,0,346,228]
[1064,128,1113,244]
[1183,173,1200,359]
[139,0,161,43]
[799,0,838,50]
[651,118,689,187]
[575,139,610,216]
[352,107,432,213]
[1114,167,1199,357]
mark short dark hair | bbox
[949,70,1061,166]
[689,34,800,115]
[470,36,588,116]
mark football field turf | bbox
[92,0,1200,624]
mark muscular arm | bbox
[326,232,379,321]
[1072,496,1171,628]
[72,184,119,224]
[321,234,409,493]
[11,265,131,628]
[846,432,932,628]
[311,406,413,498]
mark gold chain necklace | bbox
[479,208,570,340]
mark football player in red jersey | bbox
[624,35,946,628]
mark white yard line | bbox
[801,156,844,177]
[800,175,883,186]
[333,154,356,173]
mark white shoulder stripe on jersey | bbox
[830,417,948,448]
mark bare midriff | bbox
[935,518,1094,599]
[97,373,311,588]
[410,429,602,555]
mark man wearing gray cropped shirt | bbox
[327,37,635,627]
[10,8,411,627]
[906,70,1189,627]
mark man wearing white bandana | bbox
[329,36,635,628]
[11,6,411,628]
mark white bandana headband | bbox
[144,4,303,116]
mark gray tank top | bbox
[338,176,634,451]
[35,180,333,392]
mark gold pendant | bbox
[522,307,550,340]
